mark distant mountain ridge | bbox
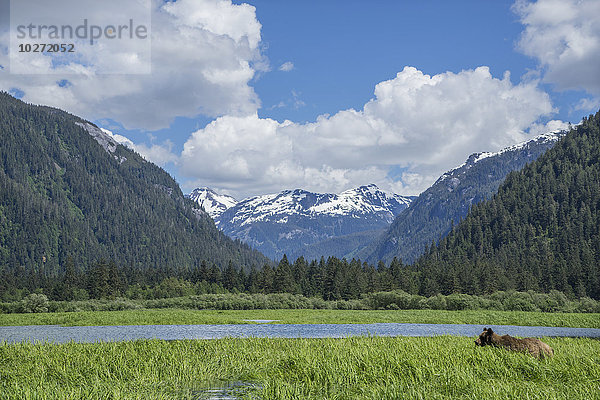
[189,184,414,260]
[189,187,237,220]
[361,130,566,264]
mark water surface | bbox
[193,381,260,400]
[1,323,599,344]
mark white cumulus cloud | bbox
[132,141,179,167]
[181,66,556,198]
[101,128,177,166]
[0,0,265,130]
[514,0,600,95]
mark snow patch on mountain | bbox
[310,185,412,216]
[212,184,414,229]
[189,187,238,220]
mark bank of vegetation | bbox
[2,289,600,316]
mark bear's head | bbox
[474,327,494,346]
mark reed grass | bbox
[1,336,599,399]
[1,308,599,328]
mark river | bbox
[1,322,599,344]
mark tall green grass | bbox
[1,336,599,399]
[1,308,600,328]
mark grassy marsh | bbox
[1,308,600,328]
[1,336,599,399]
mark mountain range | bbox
[192,130,564,263]
[0,89,579,284]
[3,90,599,303]
[190,185,414,260]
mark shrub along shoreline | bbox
[2,289,599,314]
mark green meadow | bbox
[1,308,600,328]
[2,308,599,399]
[1,336,599,399]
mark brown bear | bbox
[474,327,554,359]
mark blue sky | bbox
[1,0,599,198]
[252,1,533,122]
[243,0,596,127]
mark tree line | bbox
[0,255,404,301]
[2,250,599,302]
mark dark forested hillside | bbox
[363,132,562,265]
[413,111,600,299]
[0,92,267,280]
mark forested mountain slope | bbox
[0,92,267,278]
[363,131,563,264]
[413,111,600,298]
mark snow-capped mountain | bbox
[189,184,414,260]
[438,131,564,183]
[225,184,411,226]
[188,187,238,220]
